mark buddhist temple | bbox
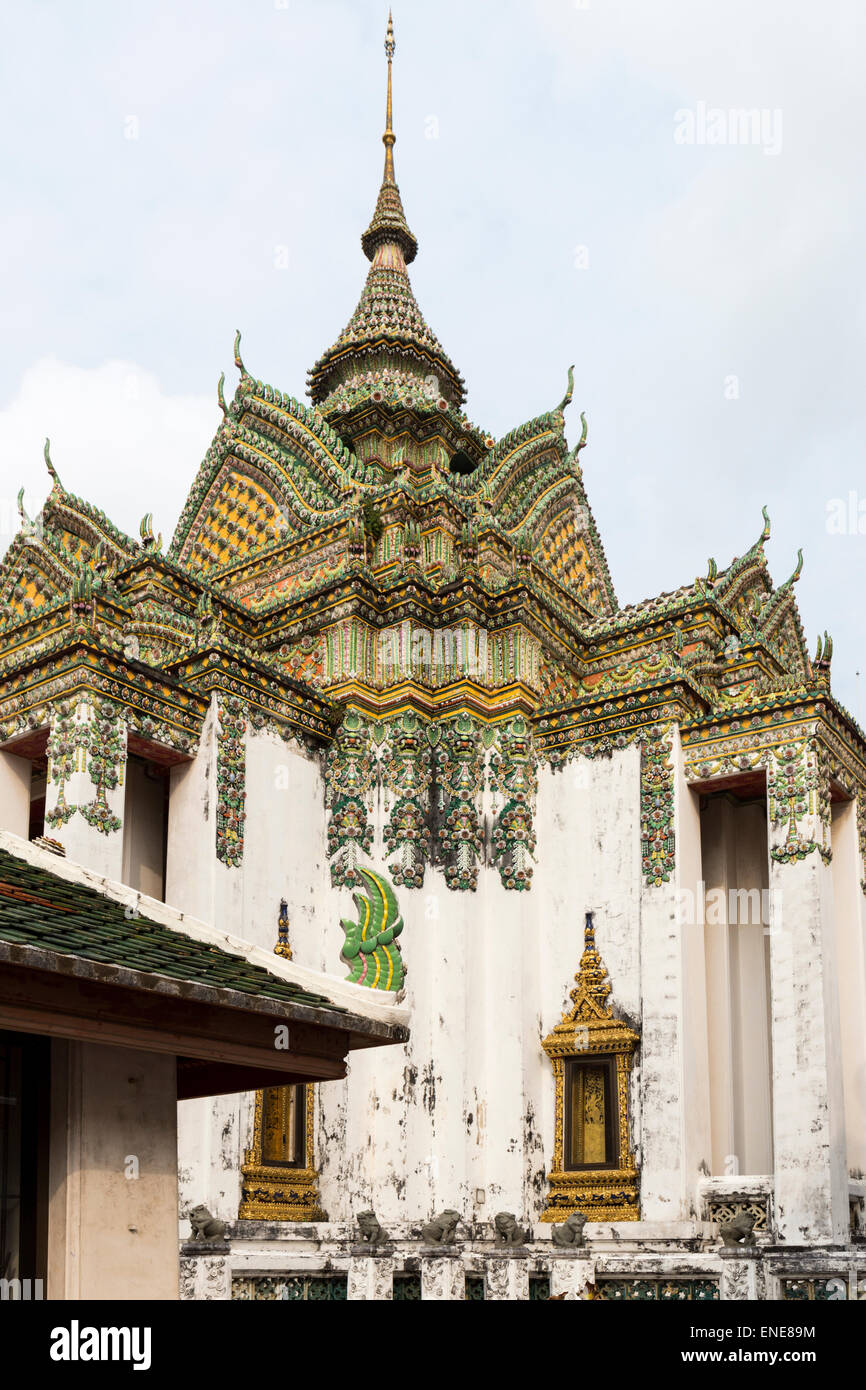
[0,14,864,1302]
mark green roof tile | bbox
[0,848,346,1015]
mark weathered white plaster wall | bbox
[638,729,713,1222]
[178,1092,253,1229]
[534,741,642,1209]
[179,717,859,1273]
[175,726,335,1228]
[240,727,328,951]
[311,741,643,1226]
[165,699,219,925]
[164,698,244,936]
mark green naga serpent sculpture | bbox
[340,867,405,991]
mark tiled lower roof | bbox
[0,847,345,1013]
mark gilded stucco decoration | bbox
[238,1086,325,1222]
[540,911,640,1223]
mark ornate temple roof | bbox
[1,14,864,903]
[307,13,466,410]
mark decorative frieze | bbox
[639,724,675,887]
[216,697,246,866]
[381,711,431,888]
[325,710,376,887]
[44,702,84,829]
[767,736,831,865]
[434,713,485,891]
[44,699,125,836]
[79,700,125,834]
[489,714,537,890]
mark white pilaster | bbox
[768,781,848,1242]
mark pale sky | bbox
[0,0,863,719]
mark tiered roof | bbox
[0,15,863,879]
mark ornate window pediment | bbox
[238,903,325,1221]
[541,911,640,1222]
[239,1085,325,1221]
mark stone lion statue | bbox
[420,1209,461,1245]
[189,1204,227,1242]
[357,1210,389,1245]
[493,1212,530,1246]
[719,1212,756,1248]
[551,1211,587,1247]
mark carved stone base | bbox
[348,1255,394,1300]
[485,1252,529,1300]
[179,1251,232,1301]
[719,1248,764,1301]
[549,1253,595,1300]
[421,1255,465,1300]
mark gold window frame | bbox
[238,1085,326,1221]
[540,913,640,1223]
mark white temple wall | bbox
[177,1091,253,1228]
[462,867,532,1218]
[534,742,642,1211]
[830,799,866,1175]
[313,743,653,1226]
[315,860,474,1223]
[175,714,862,1258]
[0,749,31,838]
[165,698,219,925]
[174,722,330,1225]
[240,728,328,952]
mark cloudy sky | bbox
[0,0,863,718]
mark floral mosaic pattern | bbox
[640,725,676,887]
[216,697,246,867]
[325,711,376,887]
[490,715,537,890]
[435,714,485,891]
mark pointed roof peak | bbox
[360,12,418,265]
[308,13,465,408]
[383,9,396,182]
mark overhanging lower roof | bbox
[0,832,409,1098]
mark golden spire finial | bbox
[274,898,292,960]
[383,10,396,183]
[358,9,419,265]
